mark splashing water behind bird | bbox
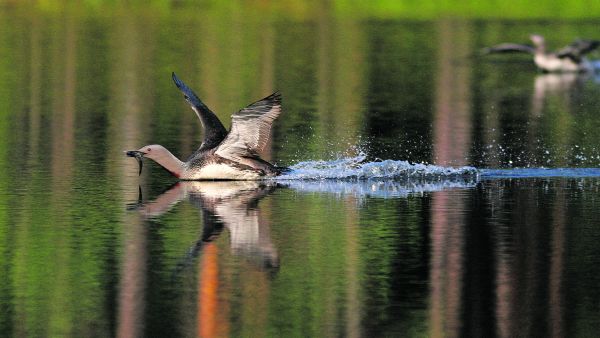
[273,148,600,182]
[274,152,478,180]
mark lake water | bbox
[1,5,600,338]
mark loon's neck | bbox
[152,149,185,178]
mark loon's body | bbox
[127,73,286,180]
[180,148,281,180]
[483,34,600,73]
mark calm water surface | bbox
[1,5,600,337]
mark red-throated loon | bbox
[126,73,287,180]
[482,34,600,72]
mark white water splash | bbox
[263,153,600,199]
[281,179,478,199]
[276,154,478,180]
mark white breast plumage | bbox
[181,163,262,180]
[534,54,582,72]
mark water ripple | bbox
[480,168,600,178]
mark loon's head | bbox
[126,145,181,177]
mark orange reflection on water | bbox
[198,243,228,338]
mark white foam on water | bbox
[280,179,478,199]
[275,153,478,180]
[269,151,600,200]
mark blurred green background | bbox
[7,0,600,19]
[1,1,600,337]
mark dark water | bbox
[1,5,600,337]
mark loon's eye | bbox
[147,148,151,152]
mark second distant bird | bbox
[482,34,600,72]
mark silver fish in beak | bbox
[126,150,146,175]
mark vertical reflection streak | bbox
[47,11,77,336]
[549,188,566,338]
[117,213,147,338]
[112,13,149,338]
[493,183,515,338]
[344,198,361,338]
[429,18,472,338]
[429,192,465,338]
[28,13,41,165]
[316,0,332,151]
[432,19,472,166]
[495,234,515,338]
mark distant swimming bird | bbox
[126,73,287,180]
[482,34,600,72]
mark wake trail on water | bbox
[274,154,600,181]
[479,168,600,178]
[273,154,479,197]
[276,154,477,180]
[267,154,600,198]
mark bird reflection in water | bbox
[134,181,281,273]
[531,72,593,117]
[124,181,279,337]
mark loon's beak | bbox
[126,150,146,175]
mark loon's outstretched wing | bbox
[482,43,536,55]
[172,72,228,151]
[215,92,282,161]
[556,39,600,62]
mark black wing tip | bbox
[250,91,281,107]
[172,72,184,89]
[171,72,198,102]
[586,40,600,51]
[266,91,282,104]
